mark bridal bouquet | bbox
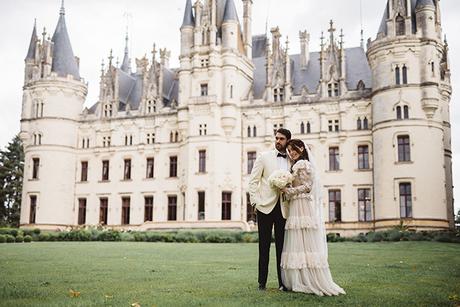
[268,170,294,189]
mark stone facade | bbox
[19,0,453,236]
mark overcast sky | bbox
[0,0,458,213]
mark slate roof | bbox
[51,5,80,80]
[181,0,195,27]
[253,46,372,99]
[25,21,38,60]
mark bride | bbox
[280,139,345,296]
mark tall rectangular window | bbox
[399,183,412,218]
[328,190,341,222]
[32,158,40,179]
[198,191,205,221]
[123,159,131,180]
[99,198,108,225]
[168,196,177,221]
[78,198,87,225]
[246,193,256,222]
[397,135,411,162]
[358,145,369,169]
[247,152,257,174]
[146,158,154,179]
[102,160,109,181]
[122,197,130,225]
[81,161,88,182]
[200,84,208,96]
[198,150,206,173]
[222,192,232,220]
[329,147,340,171]
[358,189,372,222]
[144,196,154,222]
[29,195,37,224]
[169,156,178,177]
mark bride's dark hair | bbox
[286,139,309,162]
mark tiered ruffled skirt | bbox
[281,194,346,296]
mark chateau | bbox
[19,0,454,235]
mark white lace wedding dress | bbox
[281,160,346,296]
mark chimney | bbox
[299,30,310,69]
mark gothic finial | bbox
[60,0,65,15]
[328,20,335,44]
[360,29,364,49]
[444,34,448,45]
[108,49,113,67]
[320,31,325,49]
[116,57,119,67]
[42,27,47,42]
[151,43,157,62]
[339,28,344,49]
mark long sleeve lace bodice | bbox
[283,160,313,200]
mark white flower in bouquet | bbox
[268,170,294,189]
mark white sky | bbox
[0,0,458,213]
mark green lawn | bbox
[0,242,459,307]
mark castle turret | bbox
[20,1,87,228]
[221,0,239,50]
[367,0,453,230]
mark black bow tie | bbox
[277,153,287,158]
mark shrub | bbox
[120,232,135,242]
[367,232,384,242]
[352,233,368,242]
[133,232,147,242]
[5,234,15,243]
[97,230,122,241]
[24,235,33,243]
[175,232,198,243]
[0,234,6,243]
[38,233,50,241]
[242,232,258,243]
[33,228,41,235]
[387,230,403,242]
[15,235,24,243]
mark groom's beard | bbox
[275,143,286,152]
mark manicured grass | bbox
[0,242,459,306]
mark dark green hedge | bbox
[0,227,459,244]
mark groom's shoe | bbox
[279,285,288,292]
[258,284,266,291]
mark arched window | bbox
[395,66,401,85]
[253,126,257,137]
[230,85,233,99]
[402,65,408,84]
[300,122,305,134]
[306,122,311,134]
[357,118,362,130]
[247,126,251,137]
[396,106,402,119]
[403,106,409,119]
[363,117,369,130]
[170,132,174,143]
[396,15,405,36]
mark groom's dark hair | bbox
[276,128,291,140]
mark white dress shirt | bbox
[276,151,289,171]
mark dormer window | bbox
[274,88,284,102]
[328,83,340,97]
[103,104,113,117]
[146,100,156,114]
[396,15,405,36]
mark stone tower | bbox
[367,0,453,229]
[177,0,254,221]
[20,2,88,227]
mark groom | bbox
[248,128,291,291]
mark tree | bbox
[455,209,460,230]
[0,135,24,227]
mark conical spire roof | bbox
[181,0,195,27]
[25,20,38,60]
[223,0,238,22]
[51,1,80,79]
[120,32,131,73]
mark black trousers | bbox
[257,200,286,288]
